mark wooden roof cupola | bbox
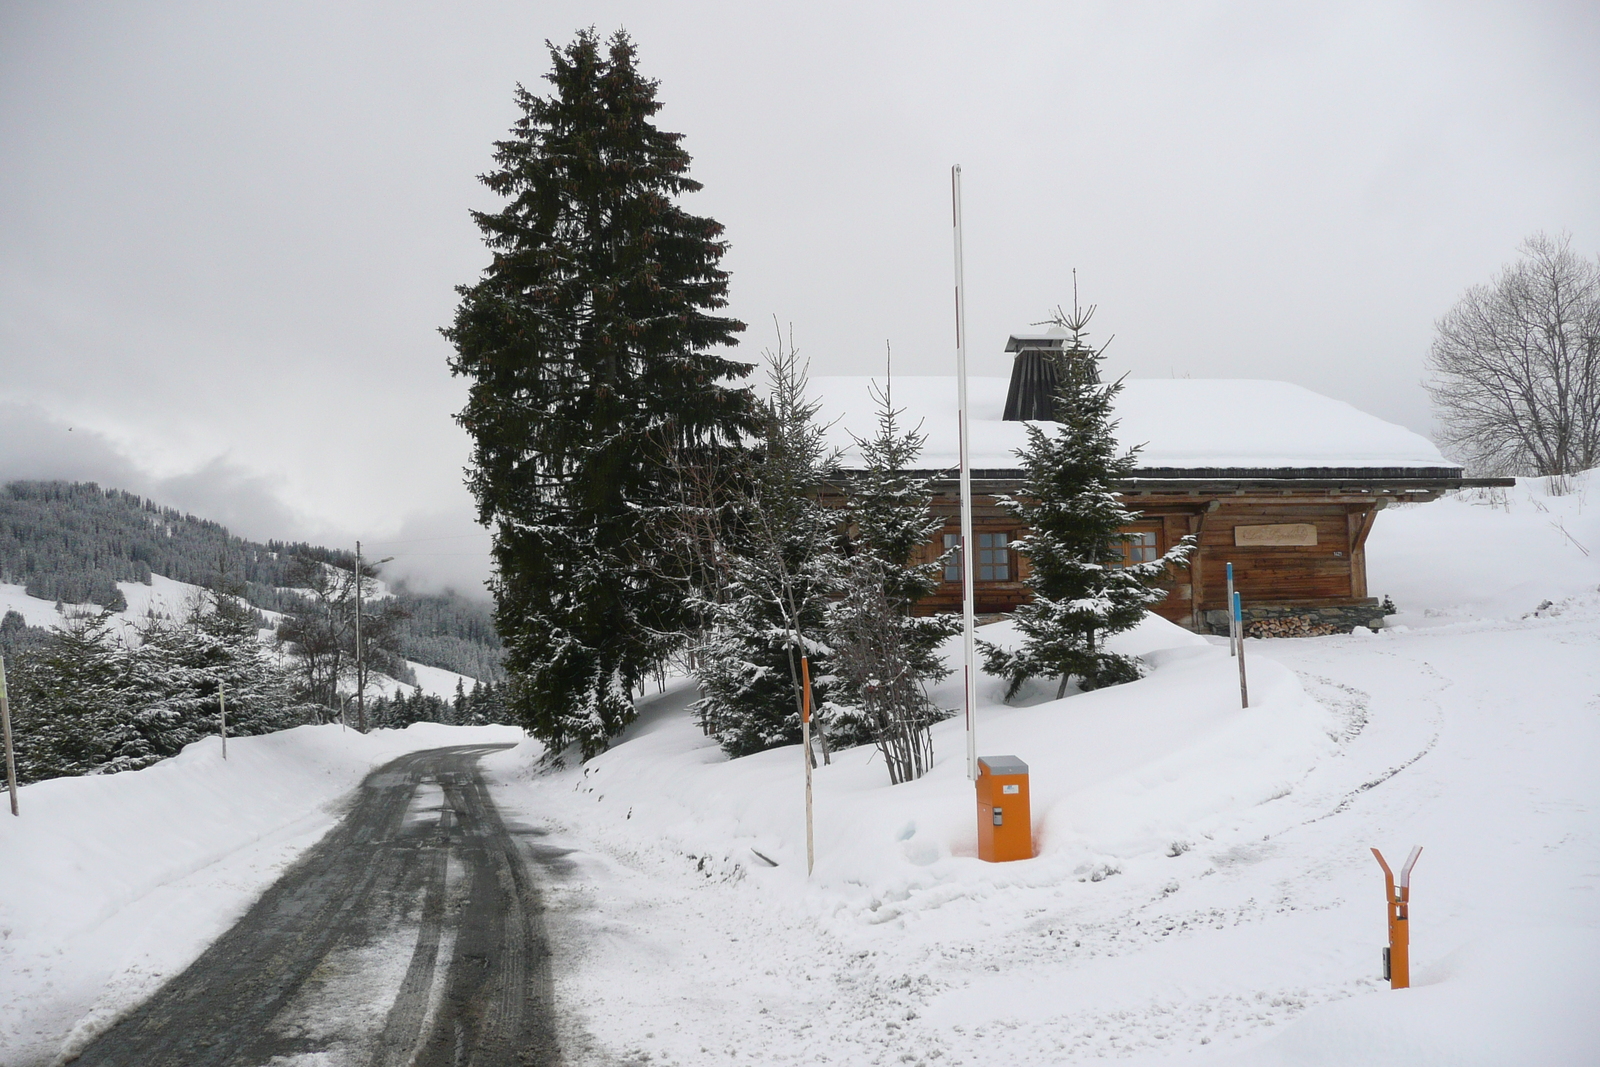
[1001,326,1070,421]
[1003,277,1104,422]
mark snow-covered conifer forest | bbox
[0,481,512,783]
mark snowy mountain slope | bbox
[0,574,215,632]
[0,723,524,1066]
[0,574,482,699]
[0,481,505,683]
[476,473,1600,1066]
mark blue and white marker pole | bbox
[1226,562,1238,656]
[1234,589,1249,708]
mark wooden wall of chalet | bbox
[914,490,1033,615]
[903,488,1383,628]
[1141,498,1381,629]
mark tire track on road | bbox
[68,745,562,1067]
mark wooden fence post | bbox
[1,656,19,816]
[1234,591,1248,708]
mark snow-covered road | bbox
[0,724,528,1066]
[64,743,565,1067]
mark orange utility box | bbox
[976,755,1033,862]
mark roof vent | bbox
[1002,327,1070,421]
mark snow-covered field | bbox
[0,722,523,1064]
[2,473,1596,1065]
[479,471,1600,1066]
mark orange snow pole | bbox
[801,655,812,724]
[1371,846,1422,988]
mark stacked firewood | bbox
[1244,616,1340,639]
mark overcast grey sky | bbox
[2,0,1596,596]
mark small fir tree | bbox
[7,593,311,783]
[692,338,841,758]
[981,305,1192,697]
[125,592,309,771]
[825,377,958,782]
[445,29,755,760]
[5,610,129,781]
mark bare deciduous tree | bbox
[1427,232,1600,477]
[275,556,406,721]
[827,556,942,784]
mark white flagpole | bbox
[952,165,978,782]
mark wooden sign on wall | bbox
[1234,523,1318,547]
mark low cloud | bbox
[0,400,320,540]
[0,400,491,597]
[362,506,494,601]
[0,400,146,488]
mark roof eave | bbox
[839,466,1514,495]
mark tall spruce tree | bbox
[445,30,755,759]
[980,306,1192,697]
[825,378,958,782]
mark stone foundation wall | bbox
[1201,601,1393,638]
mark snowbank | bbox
[476,481,1600,1064]
[482,613,1334,910]
[1369,469,1600,622]
[0,721,523,1065]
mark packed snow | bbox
[811,376,1453,472]
[475,471,1597,1066]
[2,473,1596,1065]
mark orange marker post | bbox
[1371,846,1422,988]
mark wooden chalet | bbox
[816,332,1511,635]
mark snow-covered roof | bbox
[811,376,1453,473]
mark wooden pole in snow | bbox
[0,656,18,816]
[952,164,979,782]
[219,679,227,760]
[1234,590,1249,708]
[354,540,365,733]
[801,654,815,876]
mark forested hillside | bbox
[0,481,503,681]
